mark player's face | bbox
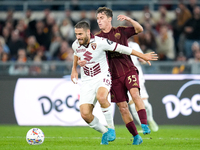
[75,28,90,45]
[97,12,111,30]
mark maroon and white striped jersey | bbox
[72,35,132,81]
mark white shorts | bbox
[79,74,111,106]
[128,82,149,101]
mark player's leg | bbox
[96,86,115,142]
[111,76,142,145]
[129,88,150,134]
[140,83,158,132]
[117,101,143,145]
[80,81,109,145]
[125,70,150,134]
[143,99,159,132]
[128,99,141,125]
[80,104,109,145]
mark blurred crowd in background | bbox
[0,0,200,75]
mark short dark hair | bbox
[74,21,90,30]
[97,7,113,18]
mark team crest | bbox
[115,33,121,39]
[91,43,97,50]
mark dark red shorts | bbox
[110,69,140,103]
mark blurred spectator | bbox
[78,10,90,23]
[64,9,77,26]
[45,13,56,37]
[8,48,29,75]
[176,52,187,62]
[16,19,27,41]
[42,8,51,26]
[58,41,73,61]
[49,37,62,60]
[33,20,51,50]
[8,30,26,60]
[2,27,11,45]
[0,36,10,54]
[139,5,156,27]
[138,30,157,53]
[187,0,198,15]
[170,8,185,56]
[188,49,200,63]
[34,46,47,61]
[59,18,74,44]
[89,10,99,34]
[177,2,192,27]
[156,25,175,60]
[29,54,48,75]
[26,35,40,60]
[5,9,17,29]
[155,6,172,32]
[24,9,33,27]
[29,45,48,75]
[183,6,200,58]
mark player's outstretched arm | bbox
[131,51,158,66]
[71,55,79,84]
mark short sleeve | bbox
[119,26,136,39]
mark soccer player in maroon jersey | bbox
[72,21,158,145]
[95,7,151,145]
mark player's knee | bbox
[96,95,107,105]
[117,102,129,115]
[80,111,91,121]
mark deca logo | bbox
[162,80,200,119]
[38,81,81,124]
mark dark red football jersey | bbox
[95,26,138,79]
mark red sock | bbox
[138,109,147,124]
[126,121,138,137]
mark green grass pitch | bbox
[0,125,200,150]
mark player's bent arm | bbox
[129,19,143,33]
[117,15,143,33]
[71,55,79,83]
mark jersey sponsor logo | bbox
[83,51,92,61]
[115,33,121,39]
[83,63,101,77]
[107,39,113,45]
[91,43,97,50]
[76,48,86,53]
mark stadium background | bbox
[0,0,200,126]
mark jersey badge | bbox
[115,33,121,39]
[91,43,97,50]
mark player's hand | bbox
[117,15,131,22]
[78,57,87,67]
[71,69,78,84]
[143,52,158,66]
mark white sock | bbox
[129,103,141,125]
[89,116,108,134]
[101,105,115,129]
[143,99,153,122]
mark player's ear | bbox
[86,29,90,35]
[108,17,112,23]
